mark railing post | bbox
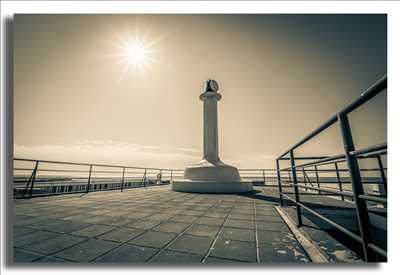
[262,169,266,185]
[170,169,173,184]
[304,171,313,187]
[314,165,321,194]
[142,168,147,187]
[86,165,93,193]
[22,165,35,198]
[334,162,344,201]
[289,150,302,226]
[28,161,39,199]
[276,159,283,206]
[338,113,375,261]
[120,167,125,192]
[376,155,387,196]
[302,167,308,192]
[160,169,162,185]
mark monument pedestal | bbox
[171,80,253,194]
[172,180,253,193]
[172,159,252,193]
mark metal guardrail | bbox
[13,158,174,199]
[13,159,280,199]
[14,157,384,200]
[276,75,387,262]
[171,168,279,185]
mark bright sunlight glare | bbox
[112,31,158,79]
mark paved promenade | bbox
[13,186,309,263]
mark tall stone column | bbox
[200,81,221,164]
[171,79,253,193]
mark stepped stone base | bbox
[171,160,253,194]
[171,180,253,193]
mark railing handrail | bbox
[278,75,387,159]
[279,143,387,171]
[275,75,387,262]
[14,157,173,171]
[14,159,279,173]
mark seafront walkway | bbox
[13,184,373,263]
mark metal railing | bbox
[14,159,282,199]
[13,158,173,199]
[276,75,387,262]
[171,168,279,185]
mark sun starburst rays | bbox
[110,29,159,80]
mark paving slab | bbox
[152,250,202,263]
[14,230,61,247]
[95,244,157,262]
[257,221,289,232]
[203,212,229,218]
[54,239,119,262]
[195,217,225,226]
[256,214,282,222]
[98,227,145,243]
[63,213,97,222]
[169,234,213,255]
[228,213,255,221]
[257,230,291,244]
[152,222,191,234]
[126,219,162,230]
[101,216,134,226]
[210,239,257,262]
[33,256,72,263]
[13,226,37,237]
[71,224,115,238]
[146,213,175,221]
[22,234,85,255]
[128,231,177,248]
[14,215,52,227]
[225,219,254,229]
[204,256,238,263]
[14,248,44,263]
[179,210,204,216]
[232,209,253,215]
[170,215,198,223]
[221,227,255,242]
[259,242,309,263]
[185,224,220,238]
[32,220,92,234]
[124,212,152,219]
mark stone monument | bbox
[171,80,253,193]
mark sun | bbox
[121,39,152,71]
[113,31,157,78]
[126,43,147,66]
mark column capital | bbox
[200,91,221,101]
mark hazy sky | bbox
[14,14,387,168]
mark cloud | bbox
[14,140,277,169]
[14,140,200,169]
[223,153,276,169]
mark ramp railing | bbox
[276,75,387,262]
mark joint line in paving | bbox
[200,198,236,263]
[88,191,193,262]
[145,195,215,262]
[253,201,260,263]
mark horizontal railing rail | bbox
[277,75,387,159]
[13,158,176,199]
[276,75,387,262]
[14,159,283,199]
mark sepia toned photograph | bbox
[10,13,386,264]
